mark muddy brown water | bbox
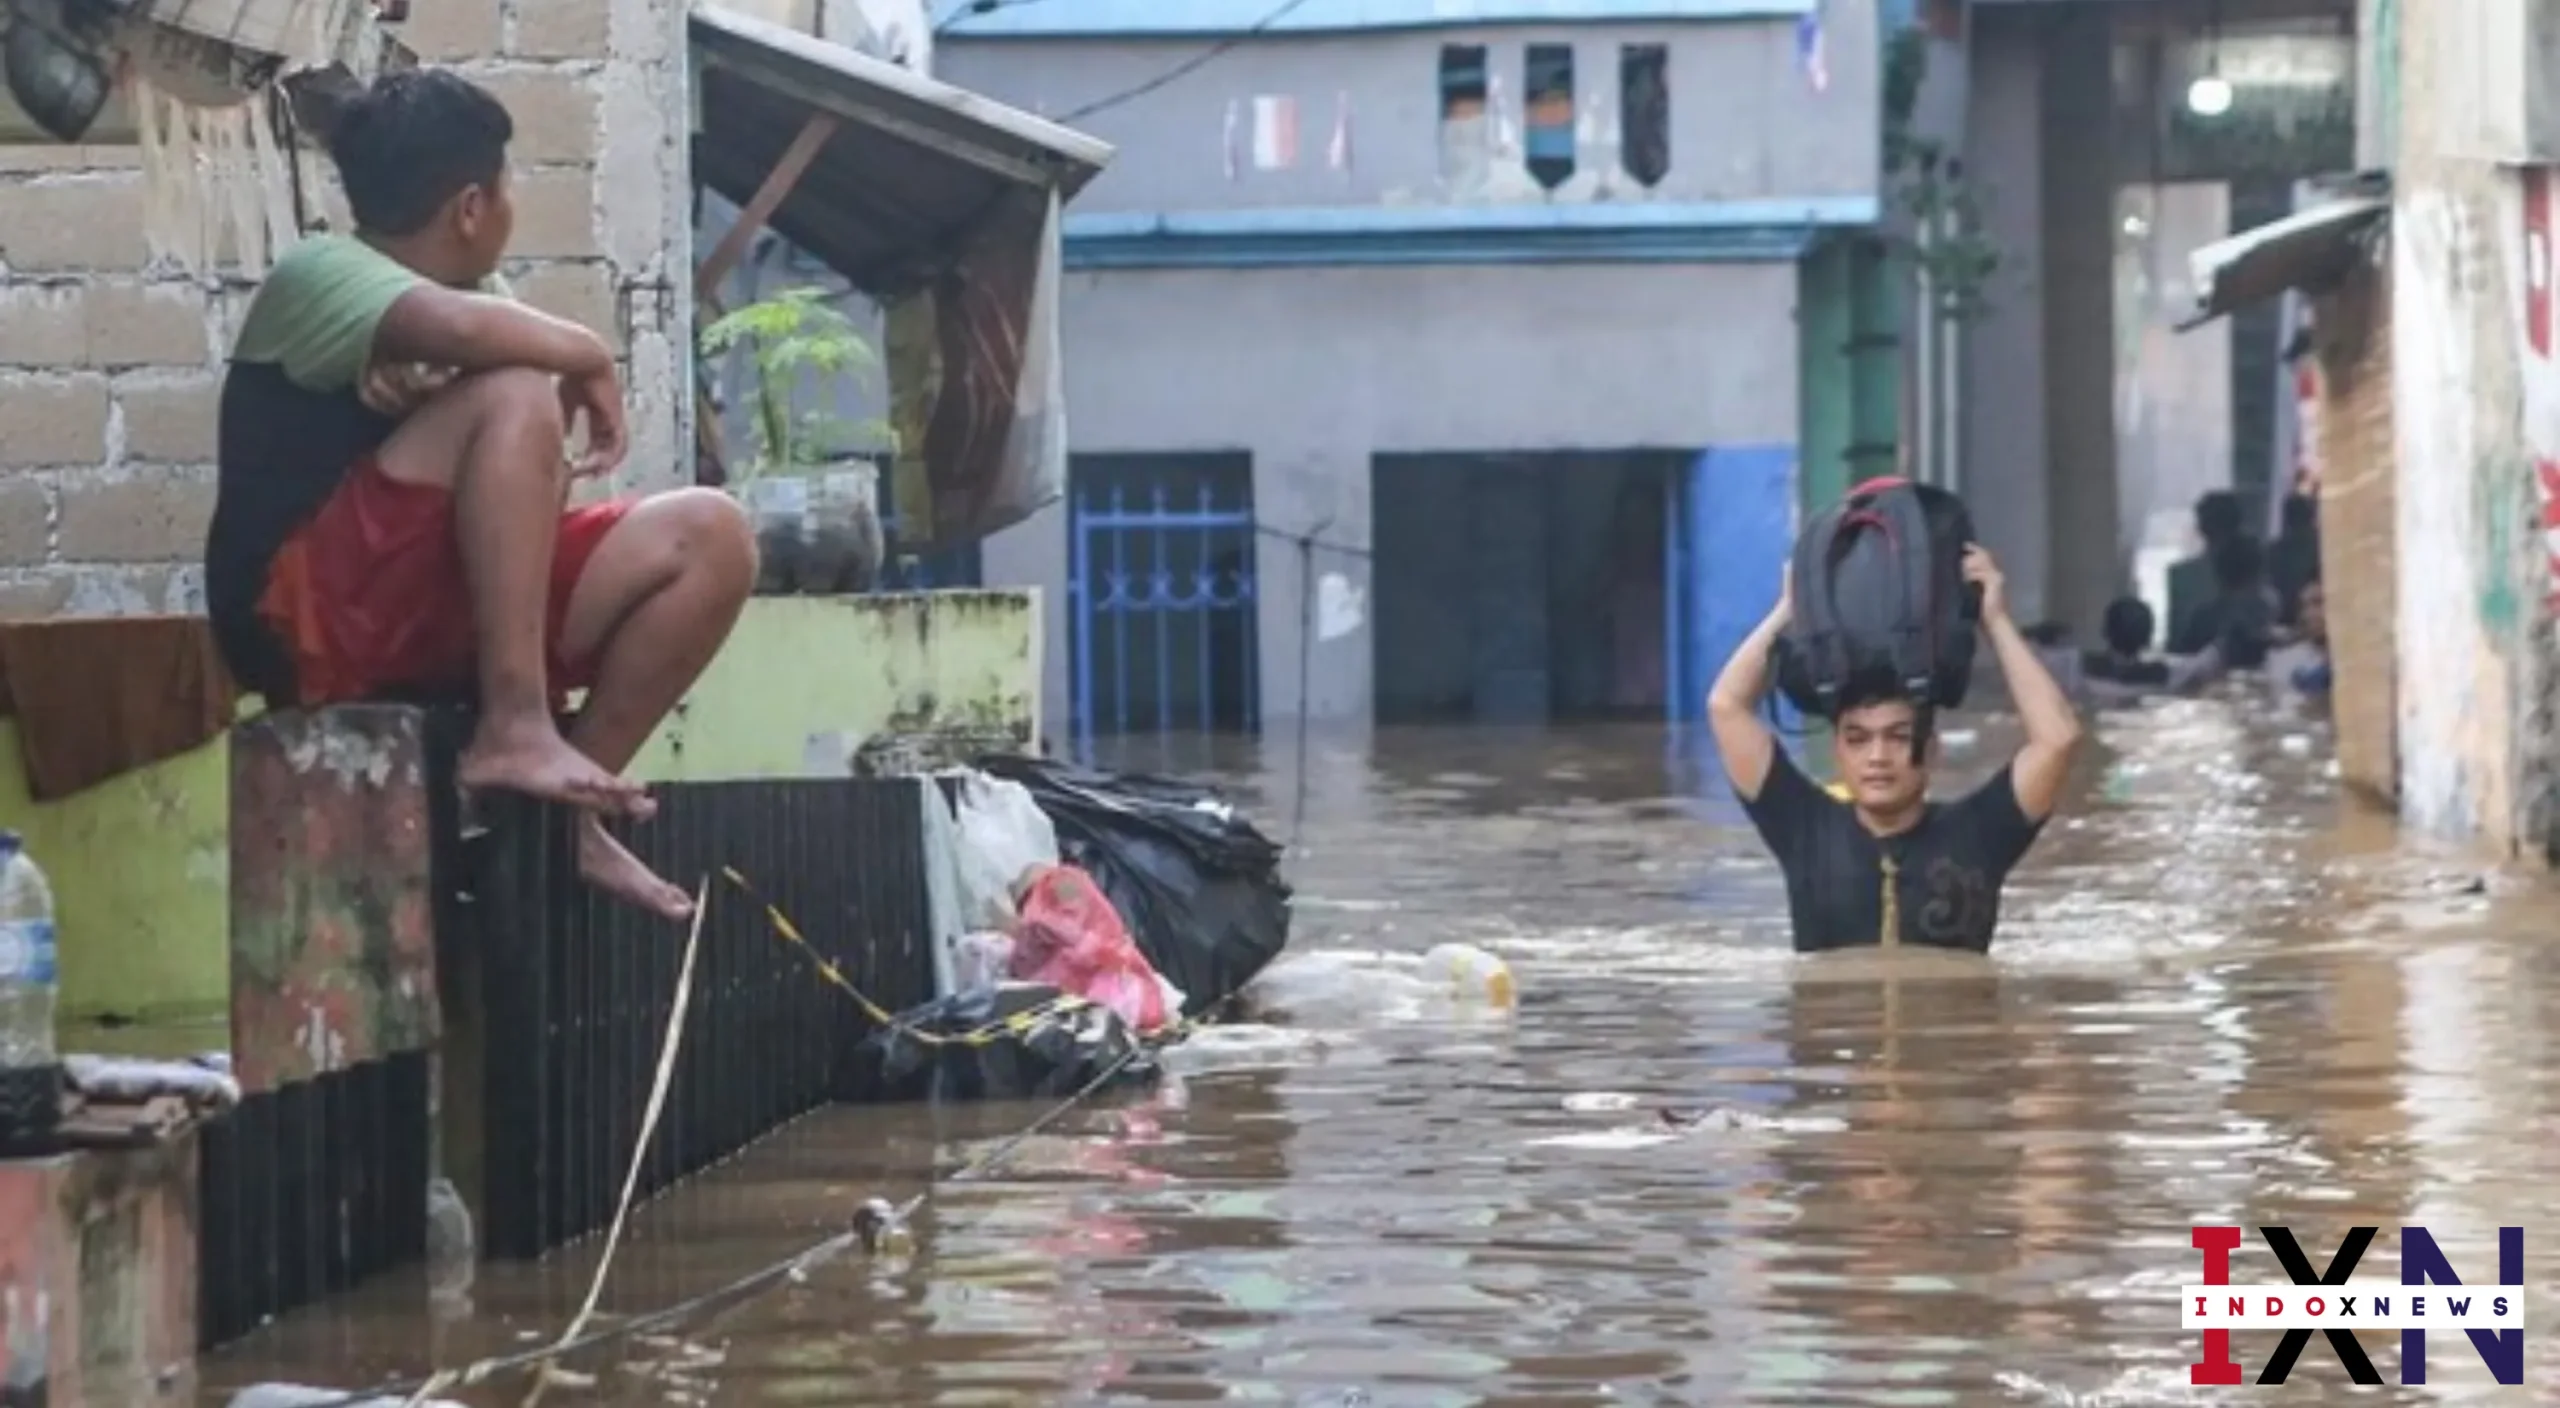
[202,694,2560,1406]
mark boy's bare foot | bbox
[458,715,654,819]
[577,818,694,920]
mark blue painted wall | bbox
[1671,443,1799,727]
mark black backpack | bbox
[1772,476,1982,728]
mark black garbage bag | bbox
[976,754,1292,1017]
[866,983,1161,1104]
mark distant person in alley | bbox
[203,68,756,920]
[1707,545,2082,951]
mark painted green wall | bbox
[1798,243,1856,515]
[0,590,1044,1026]
[0,728,230,1026]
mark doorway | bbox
[1371,451,1682,725]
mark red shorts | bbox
[257,458,635,709]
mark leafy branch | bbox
[698,285,890,480]
[1883,26,2000,324]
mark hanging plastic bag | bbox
[1008,864,1175,1032]
[950,771,1058,931]
[978,754,1291,1017]
[865,982,1160,1105]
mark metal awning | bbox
[2178,179,2389,331]
[687,5,1113,299]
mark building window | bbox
[1438,44,1489,182]
[1523,43,1576,189]
[1620,43,1669,187]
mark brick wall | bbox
[0,0,691,621]
[2311,253,2397,806]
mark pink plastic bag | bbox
[1008,864,1170,1032]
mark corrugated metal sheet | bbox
[460,777,938,1260]
[690,4,1111,294]
[197,1054,431,1348]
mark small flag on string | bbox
[1327,90,1354,173]
[1251,93,1300,170]
[1222,97,1241,180]
[1796,9,1830,94]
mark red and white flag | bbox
[1251,94,1299,170]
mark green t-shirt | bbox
[205,234,512,697]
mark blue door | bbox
[1665,445,1800,730]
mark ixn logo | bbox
[2183,1226,2526,1386]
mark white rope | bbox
[512,875,712,1408]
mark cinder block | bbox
[0,375,109,469]
[0,480,49,568]
[475,69,601,165]
[508,260,617,338]
[115,377,222,465]
[394,0,503,59]
[503,164,600,260]
[53,468,216,565]
[509,1,612,58]
[0,176,149,272]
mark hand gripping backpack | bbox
[1772,476,1983,748]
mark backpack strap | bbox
[1790,501,1854,714]
[1869,483,1942,702]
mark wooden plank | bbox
[692,111,838,302]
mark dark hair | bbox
[324,69,513,237]
[2281,492,2318,535]
[2209,533,2266,591]
[2102,596,2155,656]
[2194,489,2244,544]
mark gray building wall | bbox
[1954,4,2122,634]
[982,260,1802,731]
[936,15,1880,215]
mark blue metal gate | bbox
[1068,474,1261,745]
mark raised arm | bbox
[1965,545,2084,822]
[1707,567,1793,801]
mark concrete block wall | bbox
[0,0,693,622]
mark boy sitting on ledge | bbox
[204,68,755,921]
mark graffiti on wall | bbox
[2517,167,2560,625]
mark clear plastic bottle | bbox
[0,829,58,1071]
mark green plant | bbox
[1883,27,2001,324]
[698,285,888,479]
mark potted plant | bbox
[699,284,889,595]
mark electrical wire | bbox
[1056,0,1323,124]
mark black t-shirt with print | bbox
[1739,751,2047,953]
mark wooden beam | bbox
[692,112,838,303]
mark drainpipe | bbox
[1913,221,1937,486]
[1938,199,1963,497]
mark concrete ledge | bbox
[0,1136,200,1405]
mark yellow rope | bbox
[718,866,1184,1048]
[1877,851,1900,950]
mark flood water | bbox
[203,693,2560,1406]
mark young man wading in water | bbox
[1707,545,2082,951]
[205,69,756,921]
